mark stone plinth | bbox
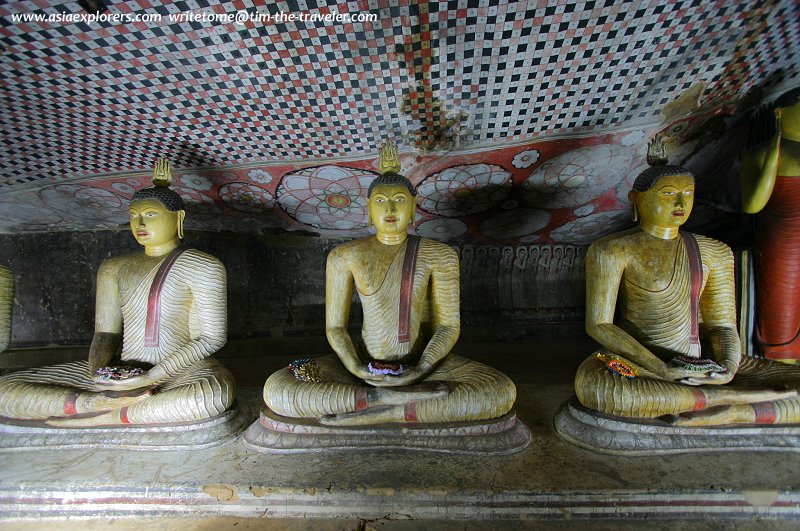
[243,407,531,455]
[555,397,800,455]
[0,403,251,451]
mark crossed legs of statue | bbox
[576,353,800,426]
[264,354,516,426]
[0,358,235,427]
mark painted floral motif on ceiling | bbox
[416,164,512,217]
[415,218,468,240]
[219,182,275,213]
[521,145,631,209]
[276,165,377,231]
[38,184,128,228]
[551,210,634,245]
[1,0,797,244]
[0,107,755,244]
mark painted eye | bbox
[395,197,405,202]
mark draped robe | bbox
[0,249,234,424]
[264,237,516,423]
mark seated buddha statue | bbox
[0,263,12,353]
[0,159,235,427]
[262,143,516,427]
[575,137,800,427]
[741,87,800,362]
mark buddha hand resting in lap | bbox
[263,142,516,426]
[576,137,800,426]
[0,159,234,427]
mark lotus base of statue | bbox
[0,401,250,452]
[554,398,800,455]
[243,406,531,455]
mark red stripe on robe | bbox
[144,248,186,347]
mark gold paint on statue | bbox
[576,140,800,426]
[129,199,184,257]
[263,144,516,426]
[629,173,694,240]
[378,140,402,175]
[741,95,800,214]
[0,159,234,427]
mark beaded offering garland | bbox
[288,358,323,382]
[94,366,146,381]
[596,353,638,379]
[368,361,405,376]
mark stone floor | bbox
[2,336,800,529]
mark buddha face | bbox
[129,198,182,248]
[368,183,415,237]
[630,173,695,229]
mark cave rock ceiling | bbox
[1,0,798,243]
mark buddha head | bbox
[628,166,695,234]
[628,136,694,237]
[367,173,417,241]
[775,87,800,138]
[130,158,186,253]
[368,141,417,244]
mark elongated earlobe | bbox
[177,210,186,239]
[627,190,638,223]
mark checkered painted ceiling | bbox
[0,0,798,242]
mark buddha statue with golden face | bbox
[0,159,235,428]
[574,137,800,426]
[260,143,517,428]
[741,87,800,362]
[0,264,12,353]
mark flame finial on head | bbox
[132,157,185,212]
[378,141,402,175]
[368,141,417,198]
[152,157,173,188]
[646,135,669,167]
[632,134,692,192]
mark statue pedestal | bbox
[0,402,251,452]
[555,397,800,455]
[244,407,531,455]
